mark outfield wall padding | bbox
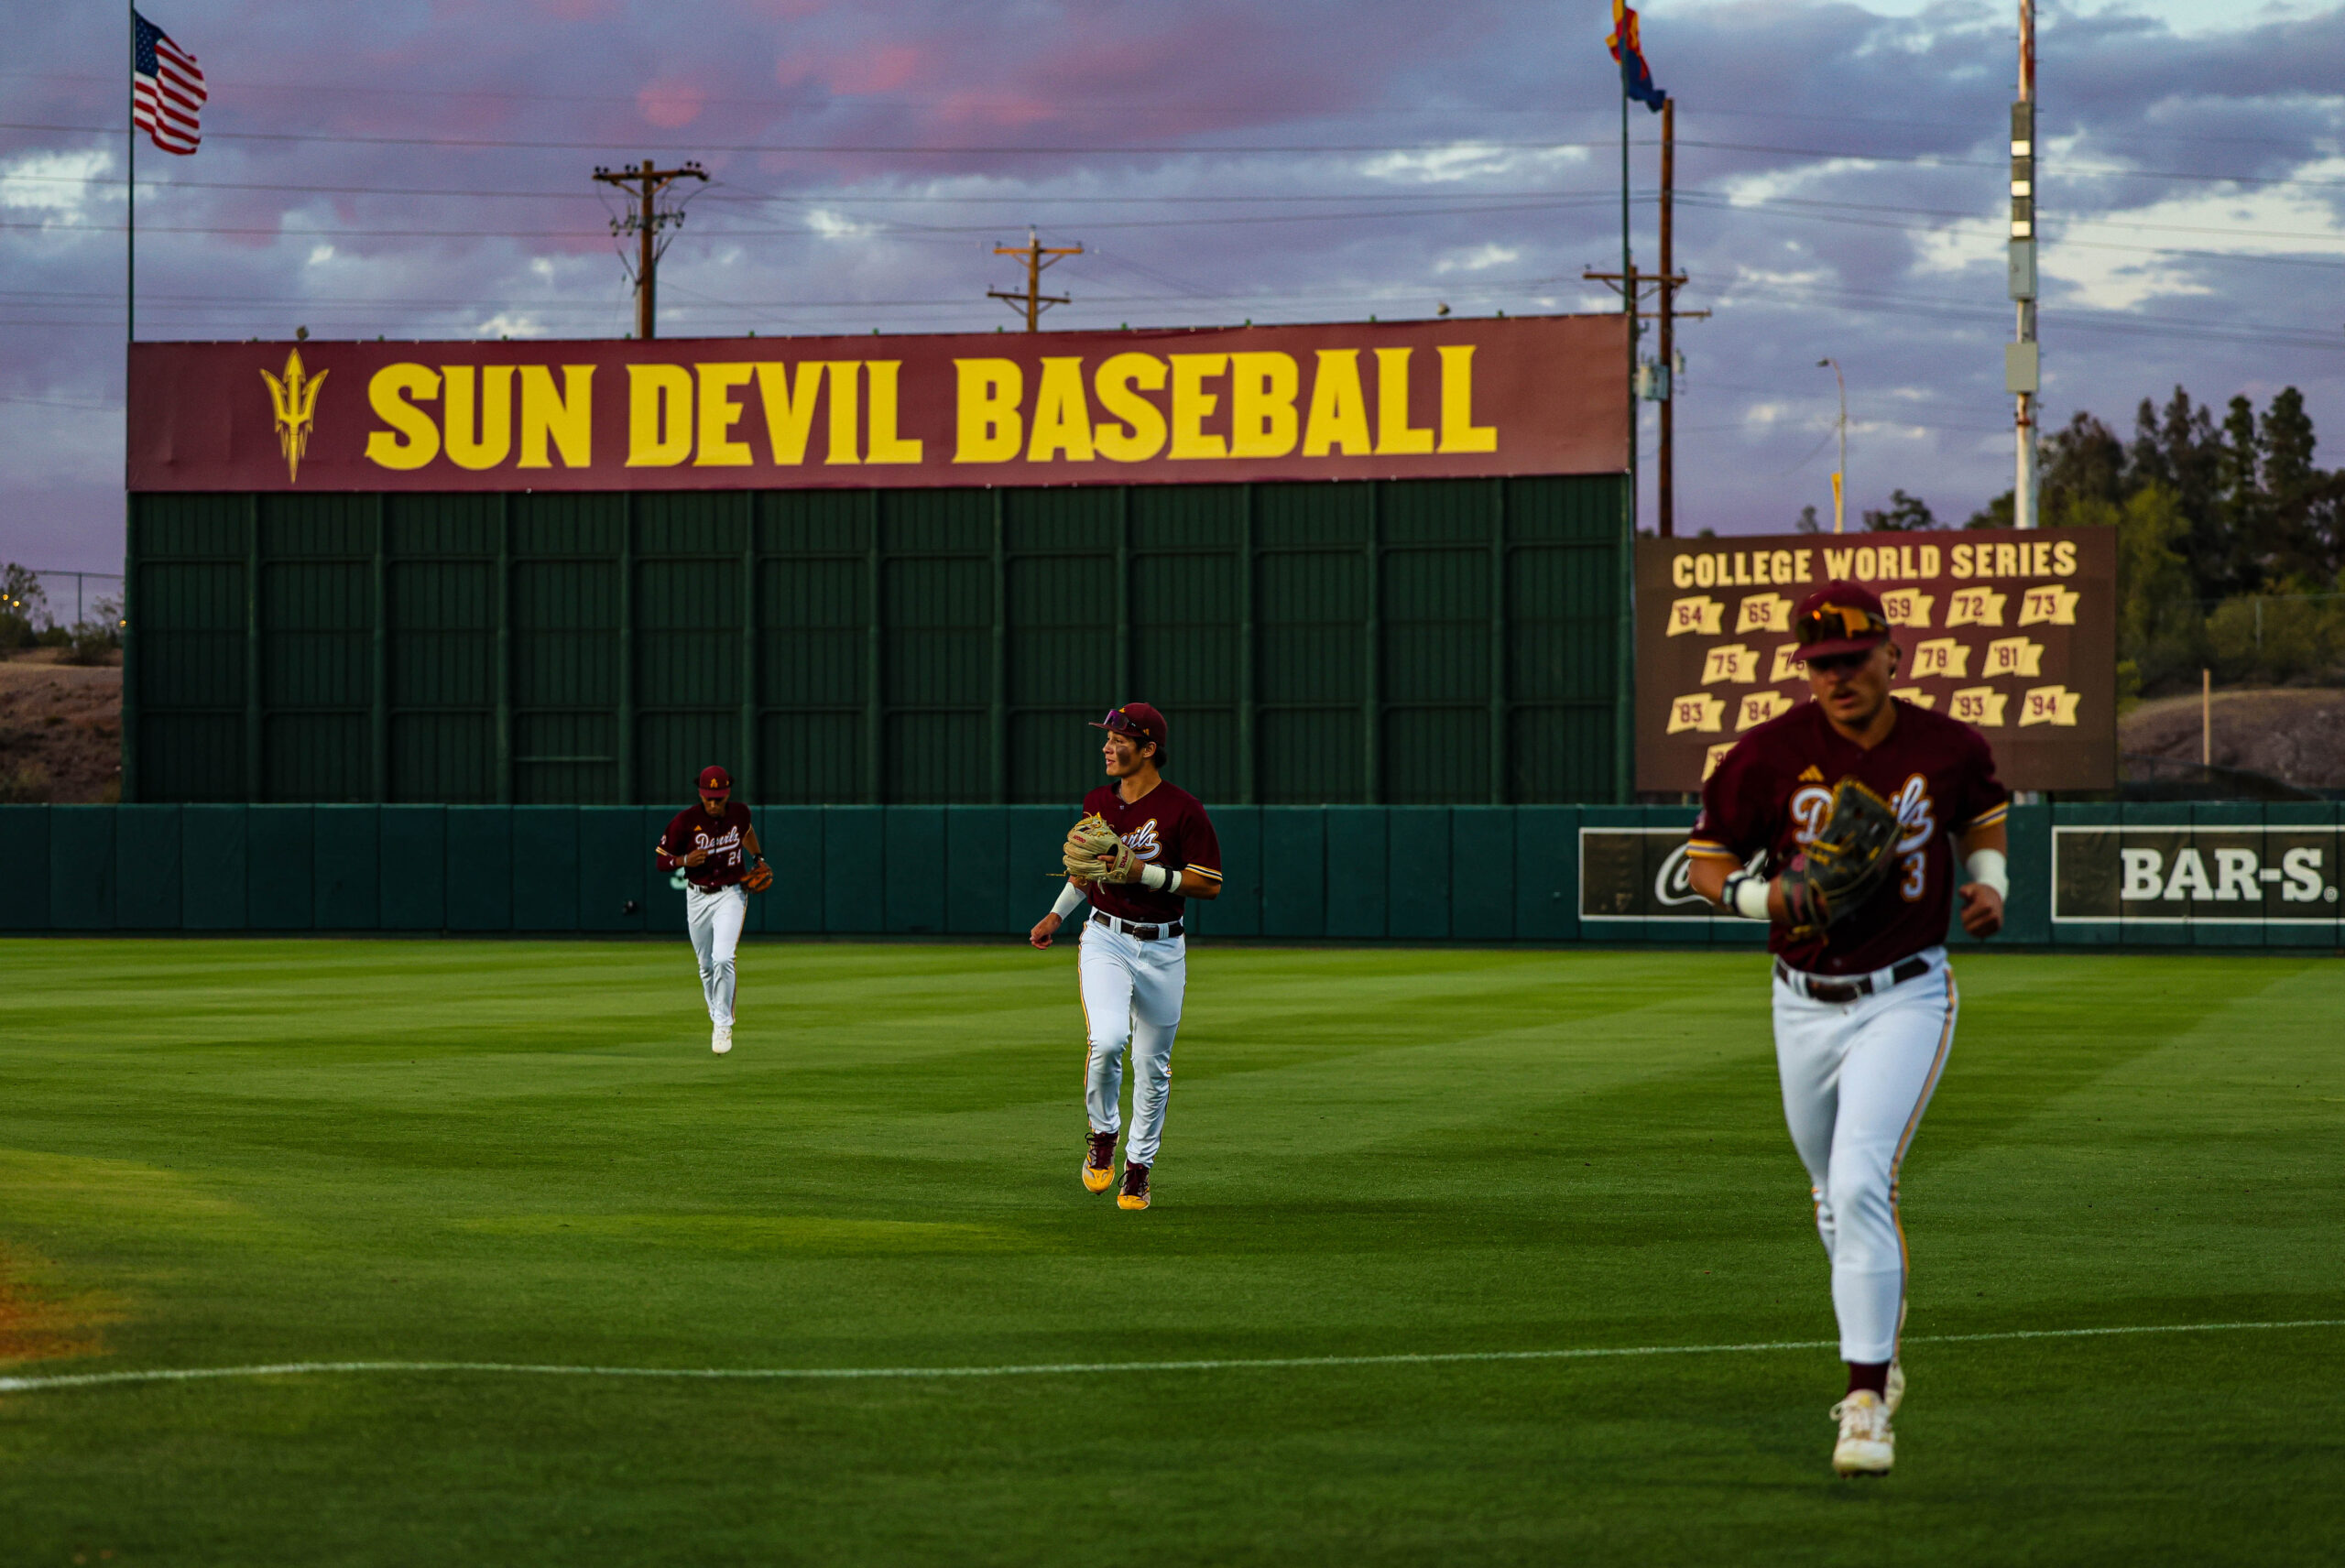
[0,802,2336,950]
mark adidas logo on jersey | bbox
[1798,765,1826,782]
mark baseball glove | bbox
[1775,778,1901,939]
[741,860,774,894]
[1063,813,1139,884]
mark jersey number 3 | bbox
[1899,849,1926,901]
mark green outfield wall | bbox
[5,802,2338,951]
[124,474,1631,810]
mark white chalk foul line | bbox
[2,1318,2338,1397]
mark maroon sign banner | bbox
[1634,528,2118,793]
[130,315,1627,493]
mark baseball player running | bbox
[1028,703,1222,1211]
[1684,582,2009,1478]
[654,765,772,1055]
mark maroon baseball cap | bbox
[1791,582,1892,660]
[697,765,732,793]
[1090,702,1167,754]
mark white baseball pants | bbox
[1771,949,1958,1366]
[686,883,748,1028]
[1079,918,1186,1169]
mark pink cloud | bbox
[827,43,925,94]
[637,77,709,128]
[928,90,1058,129]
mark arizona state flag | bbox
[1608,0,1667,113]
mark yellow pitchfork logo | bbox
[260,349,328,484]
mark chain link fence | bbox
[0,566,124,660]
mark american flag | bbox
[132,12,206,156]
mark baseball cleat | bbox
[1116,1161,1151,1210]
[1885,1358,1904,1416]
[1082,1131,1118,1193]
[1829,1391,1895,1477]
[712,1024,733,1055]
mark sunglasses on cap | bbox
[1097,707,1155,740]
[1793,603,1891,648]
[1802,649,1875,674]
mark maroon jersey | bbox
[1689,698,2009,975]
[1080,780,1223,925]
[657,801,755,889]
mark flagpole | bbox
[126,0,136,344]
[1616,69,1637,804]
[1620,78,1637,529]
[124,0,138,804]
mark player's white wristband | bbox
[1138,863,1181,894]
[1050,882,1087,920]
[1721,869,1772,921]
[1964,847,2010,899]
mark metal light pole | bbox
[2009,0,2040,529]
[1817,357,1847,534]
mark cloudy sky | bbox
[5,0,2342,575]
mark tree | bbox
[2110,485,2203,698]
[2129,388,2230,598]
[2040,411,2127,524]
[0,562,47,651]
[2001,384,2345,594]
[1964,490,2014,530]
[2256,387,2330,582]
[1862,489,1936,531]
[1794,504,1822,534]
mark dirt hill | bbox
[0,651,122,802]
[2119,686,2345,791]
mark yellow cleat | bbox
[1082,1132,1118,1194]
[1116,1161,1151,1210]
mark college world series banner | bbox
[1633,528,2118,793]
[128,315,1627,494]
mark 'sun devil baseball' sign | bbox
[129,316,1627,494]
[1633,528,2117,794]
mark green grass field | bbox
[1,938,2340,1566]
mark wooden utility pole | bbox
[592,158,707,340]
[1585,254,1707,528]
[988,228,1082,331]
[1587,108,1705,538]
[1658,98,1677,539]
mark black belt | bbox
[1091,909,1183,942]
[1774,954,1930,1005]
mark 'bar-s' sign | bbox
[2053,826,2342,922]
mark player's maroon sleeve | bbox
[1689,741,1768,864]
[654,809,694,867]
[1957,729,2012,835]
[1176,802,1222,885]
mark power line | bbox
[0,195,1620,241]
[17,116,2345,194]
[1671,137,2345,191]
[16,164,2345,247]
[7,66,2335,154]
[0,119,1616,156]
